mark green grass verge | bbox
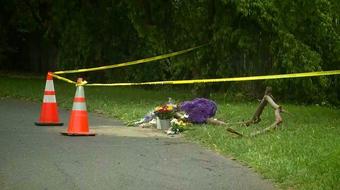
[0,75,339,190]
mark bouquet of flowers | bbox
[170,118,189,133]
[154,104,175,119]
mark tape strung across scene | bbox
[53,44,207,75]
[52,70,340,87]
[85,70,340,86]
[50,73,76,84]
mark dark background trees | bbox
[1,0,339,104]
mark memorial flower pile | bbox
[135,98,218,135]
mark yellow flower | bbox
[155,106,162,111]
[178,120,186,126]
[167,105,173,111]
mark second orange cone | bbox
[61,78,95,136]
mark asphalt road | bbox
[0,99,276,190]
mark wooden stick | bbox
[245,87,272,126]
[251,105,283,137]
[226,127,243,137]
[250,122,278,137]
[264,95,280,109]
[206,118,243,137]
[244,86,287,137]
[245,98,267,125]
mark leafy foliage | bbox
[1,0,340,104]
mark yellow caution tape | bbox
[76,80,88,86]
[83,70,340,87]
[50,74,76,84]
[51,74,88,86]
[53,44,206,75]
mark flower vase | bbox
[156,117,171,130]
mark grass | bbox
[0,75,339,190]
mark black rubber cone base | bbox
[35,122,64,126]
[61,132,95,136]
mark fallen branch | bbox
[244,86,286,137]
[206,118,243,137]
[264,95,280,109]
[245,87,272,126]
[250,107,283,137]
[226,127,244,137]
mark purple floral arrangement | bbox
[180,98,217,123]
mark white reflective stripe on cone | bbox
[72,102,87,111]
[75,86,85,98]
[43,95,56,103]
[44,80,55,91]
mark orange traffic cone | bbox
[35,72,63,126]
[61,78,95,136]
